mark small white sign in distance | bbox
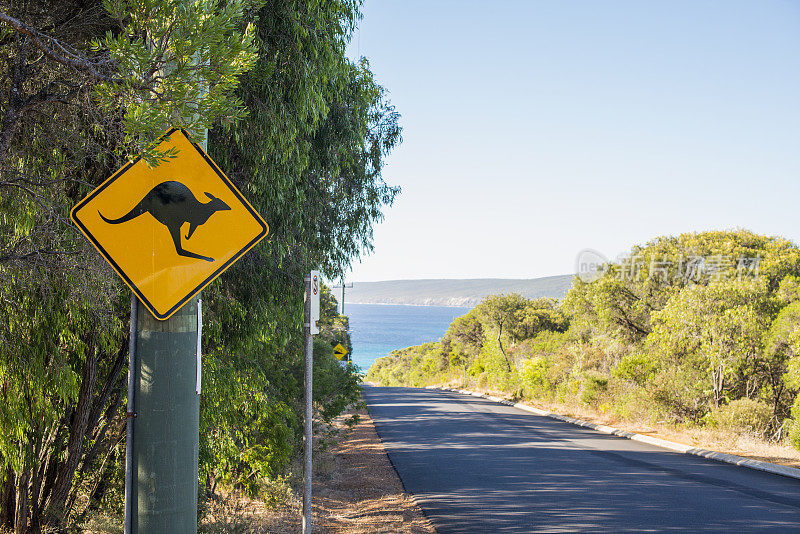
[310,270,320,334]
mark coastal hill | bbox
[344,275,574,307]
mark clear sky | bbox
[345,0,800,283]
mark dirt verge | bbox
[309,406,435,534]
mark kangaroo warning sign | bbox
[71,128,268,320]
[333,343,348,361]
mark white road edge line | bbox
[426,386,800,481]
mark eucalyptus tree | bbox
[0,0,261,530]
[477,294,528,372]
[200,0,401,493]
[648,279,775,410]
[762,301,800,423]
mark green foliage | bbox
[777,275,800,304]
[95,0,261,163]
[205,393,296,497]
[649,364,710,422]
[522,330,570,356]
[563,230,800,342]
[313,338,361,426]
[317,285,352,354]
[648,279,774,406]
[789,399,800,450]
[580,373,609,407]
[612,352,659,386]
[478,294,527,345]
[467,360,486,378]
[446,310,484,353]
[368,295,567,391]
[520,357,551,392]
[194,0,399,503]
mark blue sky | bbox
[345,1,800,282]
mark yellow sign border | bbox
[70,128,269,320]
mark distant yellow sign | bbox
[71,129,268,320]
[333,343,349,361]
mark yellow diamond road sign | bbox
[71,128,268,320]
[333,343,349,361]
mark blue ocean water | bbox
[346,303,472,372]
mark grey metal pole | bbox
[124,294,138,534]
[341,278,345,316]
[302,275,313,534]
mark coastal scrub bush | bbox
[313,339,362,426]
[555,376,583,404]
[580,373,609,406]
[650,365,710,423]
[521,356,552,393]
[521,330,570,358]
[790,405,800,450]
[709,398,773,437]
[468,360,486,377]
[365,231,800,454]
[612,352,659,386]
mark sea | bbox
[345,303,472,373]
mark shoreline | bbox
[346,301,474,308]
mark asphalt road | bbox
[362,386,800,533]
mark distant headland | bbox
[345,275,574,307]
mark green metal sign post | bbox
[130,296,201,533]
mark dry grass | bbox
[199,489,300,533]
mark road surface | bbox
[363,386,800,533]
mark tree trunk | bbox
[44,352,97,525]
[79,437,122,520]
[0,470,15,528]
[497,337,512,373]
[711,365,724,407]
[64,343,127,518]
[496,324,512,373]
[14,470,29,534]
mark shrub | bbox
[650,365,709,423]
[477,372,489,389]
[520,356,551,392]
[788,396,800,450]
[468,361,485,377]
[711,398,773,437]
[580,372,609,406]
[259,476,295,507]
[526,330,569,355]
[555,376,582,403]
[612,352,659,386]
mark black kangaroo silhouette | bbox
[99,181,230,262]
